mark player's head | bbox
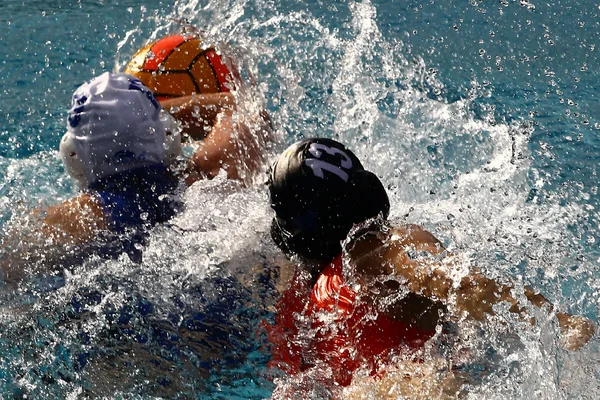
[267,138,390,262]
[60,72,181,189]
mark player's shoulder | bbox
[344,218,447,264]
[42,193,106,245]
[389,224,440,242]
[385,224,447,260]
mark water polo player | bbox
[125,33,273,185]
[0,72,269,396]
[1,71,263,282]
[0,73,183,283]
[266,138,596,393]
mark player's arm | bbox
[41,193,107,245]
[0,194,107,283]
[351,224,575,320]
[348,224,596,349]
[184,109,272,185]
[388,227,595,349]
[451,270,596,350]
[160,93,236,140]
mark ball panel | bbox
[131,70,197,98]
[152,71,198,97]
[205,50,233,92]
[145,35,187,71]
[162,39,204,71]
[189,55,221,93]
[125,42,155,74]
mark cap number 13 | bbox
[305,143,353,182]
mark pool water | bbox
[2,0,600,398]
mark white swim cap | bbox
[60,72,181,189]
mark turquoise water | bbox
[2,0,600,398]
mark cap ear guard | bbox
[349,170,390,223]
[59,132,88,189]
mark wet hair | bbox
[267,138,390,262]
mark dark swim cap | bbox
[267,138,390,262]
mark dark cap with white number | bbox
[267,138,390,262]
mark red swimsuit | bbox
[269,255,436,386]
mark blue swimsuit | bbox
[87,165,183,262]
[89,165,182,232]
